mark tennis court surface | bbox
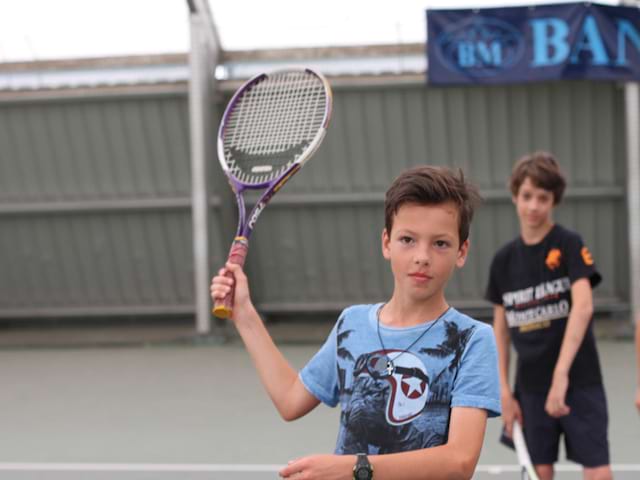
[0,331,637,480]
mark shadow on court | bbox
[0,328,637,480]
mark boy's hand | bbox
[279,454,354,480]
[636,386,640,413]
[500,390,523,438]
[545,371,570,418]
[210,262,255,324]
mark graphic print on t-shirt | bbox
[545,248,562,270]
[581,246,594,265]
[502,272,571,332]
[353,349,429,426]
[335,316,476,454]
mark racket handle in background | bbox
[212,237,249,319]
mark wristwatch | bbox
[353,453,373,480]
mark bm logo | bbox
[435,17,525,76]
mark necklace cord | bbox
[376,305,451,371]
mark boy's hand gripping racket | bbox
[513,420,540,480]
[213,68,333,319]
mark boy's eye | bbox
[399,236,414,244]
[435,240,450,248]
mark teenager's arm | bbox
[211,263,320,421]
[280,407,487,480]
[546,277,593,417]
[492,304,521,435]
[493,305,511,394]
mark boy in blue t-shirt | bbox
[211,166,500,480]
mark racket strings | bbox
[223,71,328,185]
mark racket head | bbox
[217,68,332,190]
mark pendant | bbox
[385,359,395,376]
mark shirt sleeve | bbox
[299,317,341,407]
[450,323,501,417]
[564,231,602,288]
[485,254,503,306]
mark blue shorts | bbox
[512,385,610,467]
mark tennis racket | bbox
[212,68,333,319]
[513,420,540,480]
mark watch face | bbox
[355,467,371,480]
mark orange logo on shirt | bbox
[545,248,562,270]
[581,246,594,266]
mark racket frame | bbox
[513,420,540,480]
[213,68,332,318]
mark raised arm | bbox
[493,304,522,436]
[211,263,320,421]
[280,406,487,480]
[546,277,593,417]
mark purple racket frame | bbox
[213,68,333,319]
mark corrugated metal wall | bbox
[238,80,628,317]
[0,79,628,320]
[0,91,197,317]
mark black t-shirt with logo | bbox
[485,224,603,393]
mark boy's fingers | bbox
[225,262,245,275]
[225,262,249,285]
[211,278,231,288]
[279,458,304,477]
[515,412,523,427]
[514,404,523,425]
[504,419,514,438]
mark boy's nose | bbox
[414,252,431,265]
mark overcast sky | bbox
[0,0,623,62]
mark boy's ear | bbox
[382,228,391,260]
[456,239,469,268]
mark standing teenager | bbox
[486,152,612,480]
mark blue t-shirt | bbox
[300,303,501,455]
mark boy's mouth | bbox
[409,272,431,281]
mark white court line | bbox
[0,463,639,473]
[0,463,282,472]
[479,464,640,473]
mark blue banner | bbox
[427,2,640,85]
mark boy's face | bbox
[513,177,554,230]
[382,202,469,305]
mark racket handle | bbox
[213,237,249,319]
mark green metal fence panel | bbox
[231,80,628,318]
[0,79,628,320]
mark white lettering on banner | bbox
[505,300,570,327]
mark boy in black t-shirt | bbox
[486,152,612,480]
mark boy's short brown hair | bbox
[384,165,481,245]
[510,151,566,204]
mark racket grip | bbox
[213,237,249,319]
